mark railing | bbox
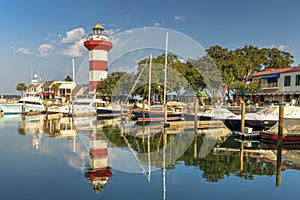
[87,34,111,42]
[261,82,278,88]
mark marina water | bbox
[0,115,299,200]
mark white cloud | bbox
[60,40,85,58]
[105,28,121,36]
[270,44,289,51]
[109,23,118,27]
[278,45,289,51]
[61,28,85,44]
[154,22,162,27]
[59,28,86,58]
[13,47,32,55]
[38,44,53,57]
[174,15,187,21]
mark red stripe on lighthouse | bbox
[89,60,108,71]
[84,40,112,51]
[89,81,98,91]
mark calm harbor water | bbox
[0,114,300,200]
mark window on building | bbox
[267,78,277,87]
[284,75,291,86]
[296,75,300,86]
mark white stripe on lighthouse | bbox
[89,50,108,61]
[89,70,108,81]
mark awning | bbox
[59,83,72,89]
[261,74,280,79]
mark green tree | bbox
[50,83,60,97]
[16,83,27,97]
[261,47,294,70]
[246,80,260,101]
[206,45,294,101]
[97,72,127,97]
[64,75,73,81]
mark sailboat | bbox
[131,32,183,122]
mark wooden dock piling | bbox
[276,104,284,187]
[240,102,245,133]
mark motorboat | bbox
[58,96,106,115]
[97,103,130,120]
[260,118,300,144]
[184,105,300,131]
[224,105,300,131]
[184,106,236,121]
[0,96,45,114]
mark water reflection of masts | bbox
[121,129,147,176]
[146,124,151,182]
[163,126,167,200]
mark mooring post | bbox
[45,100,48,119]
[121,101,124,120]
[194,100,198,130]
[241,102,246,133]
[276,104,284,187]
[142,100,145,121]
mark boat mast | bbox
[148,54,152,110]
[164,32,169,124]
[72,58,76,83]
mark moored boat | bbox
[97,103,130,120]
[259,118,300,144]
[58,96,106,116]
[260,131,300,144]
[131,102,184,122]
[0,96,45,115]
[225,105,300,131]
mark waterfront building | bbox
[252,66,300,104]
[26,81,76,102]
[84,23,112,94]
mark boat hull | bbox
[260,131,300,144]
[0,104,45,114]
[224,119,277,131]
[132,110,182,121]
[97,108,129,120]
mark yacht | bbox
[0,96,45,114]
[58,96,106,116]
[225,105,300,131]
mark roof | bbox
[42,81,55,88]
[93,23,104,31]
[252,66,300,77]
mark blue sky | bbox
[1,0,300,94]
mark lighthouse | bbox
[84,23,112,93]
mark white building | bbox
[252,66,300,104]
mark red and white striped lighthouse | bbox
[84,23,112,93]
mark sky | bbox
[1,0,300,94]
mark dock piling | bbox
[240,102,245,133]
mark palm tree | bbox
[16,83,27,97]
